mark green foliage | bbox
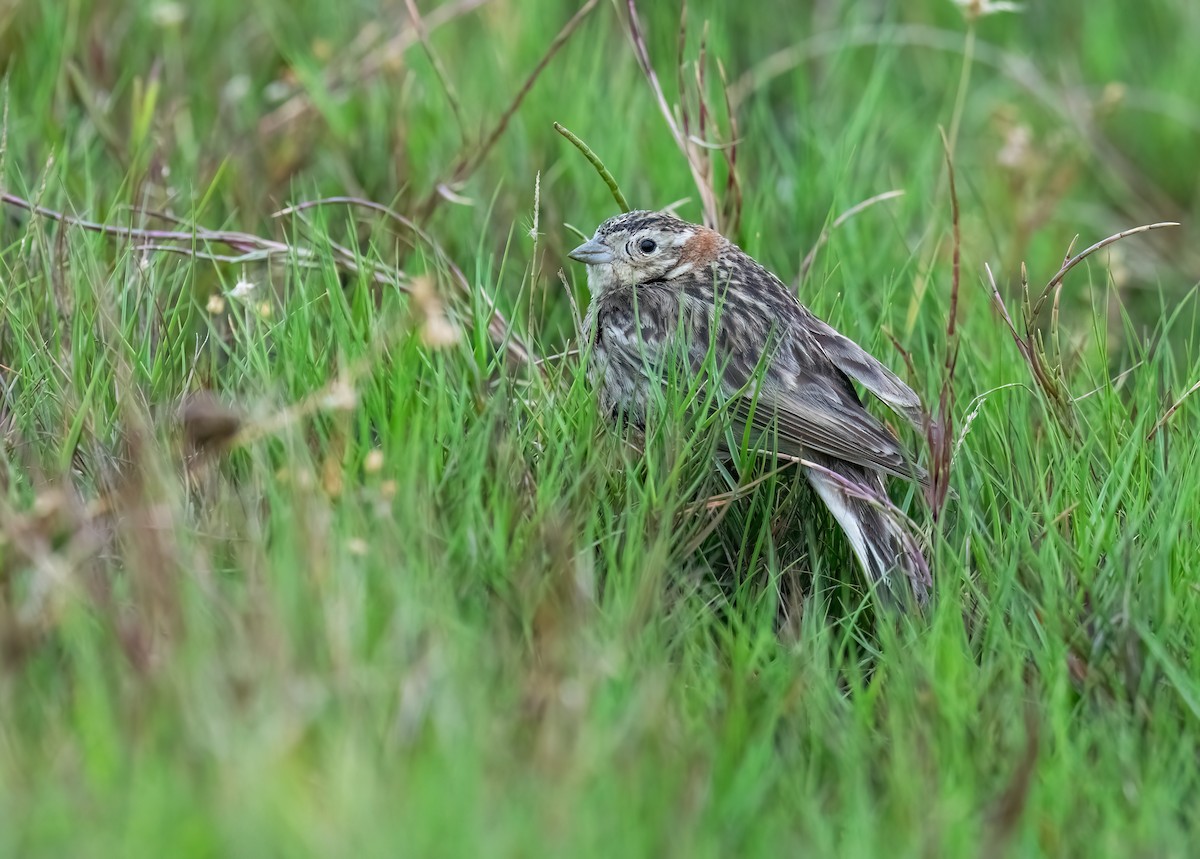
[1,0,1199,855]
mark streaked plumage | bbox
[570,210,930,604]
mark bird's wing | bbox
[731,374,929,486]
[700,307,927,486]
[804,312,926,432]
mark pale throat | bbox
[585,262,623,297]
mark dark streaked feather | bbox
[804,454,930,604]
[805,314,926,432]
[729,387,929,486]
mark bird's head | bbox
[568,210,723,293]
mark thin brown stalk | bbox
[797,190,905,285]
[1029,221,1180,320]
[557,269,584,345]
[1147,378,1200,441]
[274,196,466,289]
[983,704,1040,859]
[716,58,743,234]
[403,0,467,140]
[985,260,1076,438]
[675,0,689,135]
[533,346,581,368]
[131,245,287,265]
[124,205,190,227]
[678,501,734,557]
[695,22,710,145]
[626,0,720,227]
[984,264,1036,373]
[683,458,799,516]
[3,190,292,254]
[939,128,962,343]
[0,191,534,367]
[0,76,9,184]
[922,128,962,521]
[415,0,600,220]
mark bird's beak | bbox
[568,238,614,265]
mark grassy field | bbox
[2,0,1200,855]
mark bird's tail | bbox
[804,459,930,606]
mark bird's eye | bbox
[638,238,657,254]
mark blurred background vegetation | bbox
[2,0,1197,317]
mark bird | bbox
[568,209,931,604]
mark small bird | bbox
[569,210,931,603]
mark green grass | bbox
[2,0,1200,855]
